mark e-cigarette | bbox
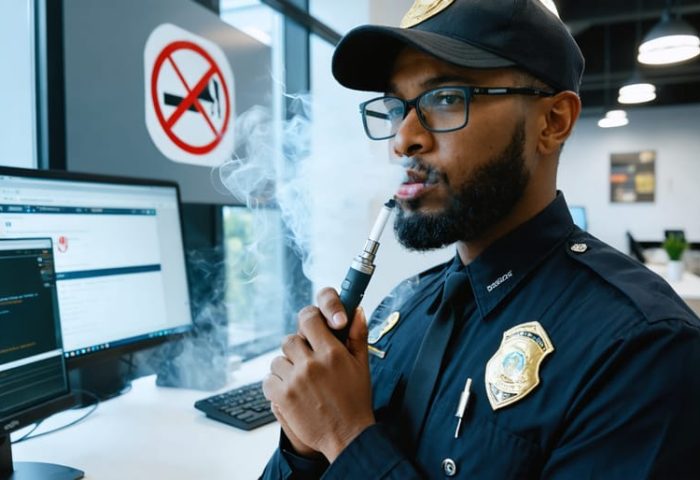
[335,198,396,343]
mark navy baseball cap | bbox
[332,0,585,94]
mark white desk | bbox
[13,351,280,479]
[646,263,700,315]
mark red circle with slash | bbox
[150,41,231,155]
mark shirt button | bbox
[441,458,457,477]
[570,243,588,253]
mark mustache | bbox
[400,155,448,185]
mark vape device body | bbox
[334,199,395,342]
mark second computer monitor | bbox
[0,237,83,478]
[0,167,193,366]
[569,206,588,231]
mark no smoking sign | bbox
[145,24,235,167]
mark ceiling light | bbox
[618,82,656,104]
[598,110,629,129]
[638,13,700,65]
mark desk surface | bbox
[13,352,280,479]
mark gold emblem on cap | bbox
[368,311,400,345]
[485,321,554,410]
[400,0,456,29]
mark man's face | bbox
[388,49,535,250]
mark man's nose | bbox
[392,108,434,158]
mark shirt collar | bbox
[463,192,575,319]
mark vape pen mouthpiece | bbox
[368,198,396,242]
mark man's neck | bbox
[456,189,556,266]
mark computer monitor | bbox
[569,205,588,231]
[0,238,83,479]
[0,167,194,399]
[664,229,686,242]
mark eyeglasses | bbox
[359,86,555,140]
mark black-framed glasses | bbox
[359,86,555,140]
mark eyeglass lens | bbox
[362,87,470,139]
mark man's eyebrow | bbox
[386,82,399,96]
[386,74,479,96]
[423,74,477,88]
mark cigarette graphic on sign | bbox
[163,78,221,119]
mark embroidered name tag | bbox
[486,270,513,293]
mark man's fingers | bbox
[347,306,369,362]
[262,372,283,402]
[270,355,294,381]
[316,287,348,330]
[297,304,339,352]
[281,333,311,362]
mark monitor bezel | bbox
[1,393,75,437]
[0,165,194,369]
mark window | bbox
[220,2,293,358]
[0,0,38,168]
[223,206,287,357]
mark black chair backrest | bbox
[627,231,646,263]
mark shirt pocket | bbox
[370,364,403,421]
[441,416,543,479]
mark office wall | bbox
[559,104,700,252]
[0,0,37,169]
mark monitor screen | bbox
[0,168,193,362]
[0,238,68,416]
[0,237,82,478]
[569,206,588,231]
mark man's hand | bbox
[270,402,323,459]
[263,288,375,462]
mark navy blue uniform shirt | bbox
[261,193,700,479]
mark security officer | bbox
[261,0,700,478]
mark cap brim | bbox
[332,25,516,92]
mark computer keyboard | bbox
[194,381,277,431]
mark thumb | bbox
[272,403,319,458]
[347,306,369,362]
[271,402,292,437]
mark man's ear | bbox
[537,91,581,156]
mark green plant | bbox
[663,234,688,261]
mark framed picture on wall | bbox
[610,150,656,203]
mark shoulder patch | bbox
[565,233,696,325]
[368,311,400,345]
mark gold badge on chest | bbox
[368,311,400,345]
[485,321,554,410]
[400,0,456,28]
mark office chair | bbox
[627,231,646,263]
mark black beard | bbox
[394,121,529,251]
